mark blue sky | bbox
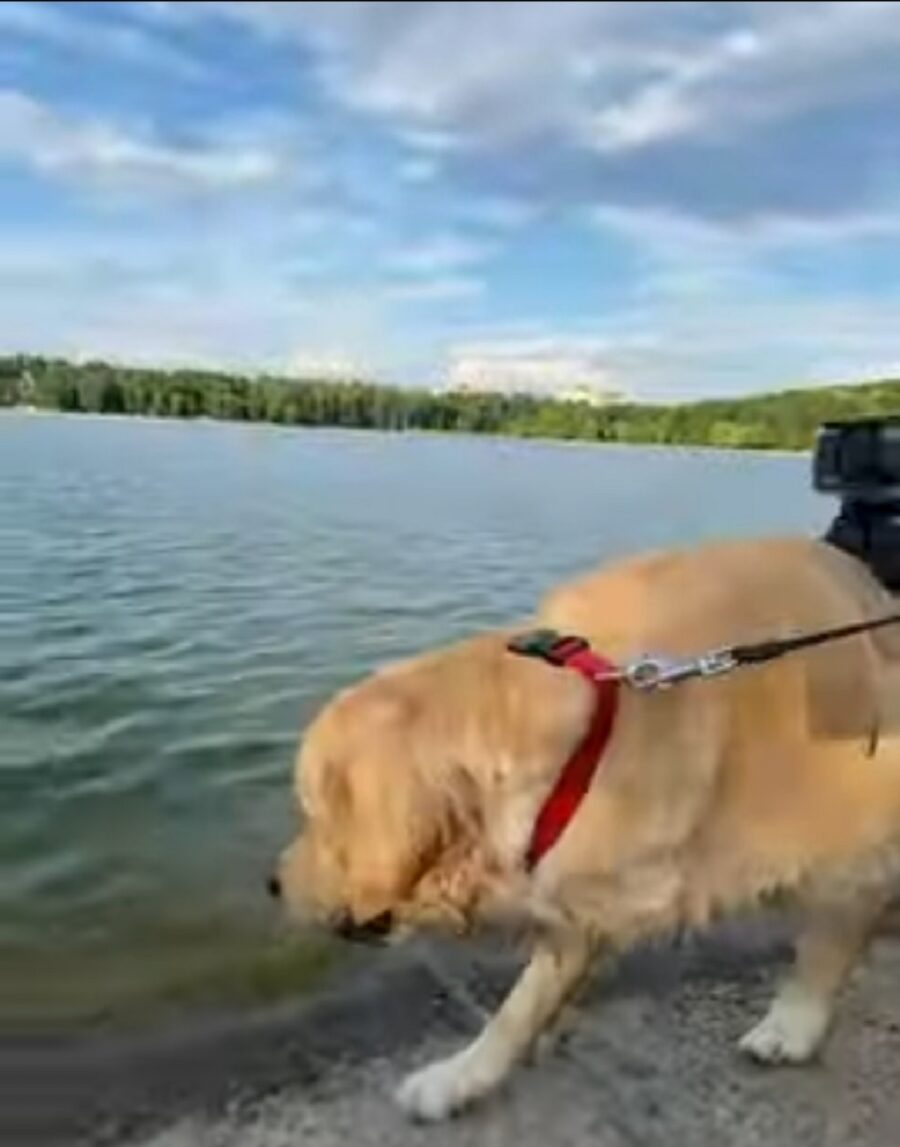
[2,1,900,400]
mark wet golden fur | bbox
[276,537,900,1119]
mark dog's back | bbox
[535,536,900,924]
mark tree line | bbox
[2,353,899,451]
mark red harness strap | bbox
[523,644,620,871]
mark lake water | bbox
[0,413,831,1027]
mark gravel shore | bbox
[9,915,900,1147]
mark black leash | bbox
[730,611,900,667]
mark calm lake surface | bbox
[0,413,831,1026]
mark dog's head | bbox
[269,632,593,945]
[270,643,503,944]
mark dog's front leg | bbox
[396,931,595,1121]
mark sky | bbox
[1,1,900,401]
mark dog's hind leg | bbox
[738,881,889,1065]
[395,930,596,1121]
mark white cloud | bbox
[588,3,900,153]
[396,126,463,154]
[443,287,900,404]
[126,1,196,25]
[611,295,900,401]
[0,230,362,376]
[580,199,900,397]
[0,89,287,195]
[383,232,495,275]
[736,208,900,247]
[0,223,436,382]
[456,196,539,232]
[447,335,625,397]
[130,2,900,225]
[174,1,621,144]
[3,218,898,401]
[590,28,764,152]
[397,156,440,183]
[590,199,900,281]
[381,276,484,303]
[4,1,900,401]
[188,1,900,158]
[286,350,365,379]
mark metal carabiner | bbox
[623,648,737,691]
[624,656,694,690]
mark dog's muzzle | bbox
[333,910,394,944]
[265,870,393,942]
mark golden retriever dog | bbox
[271,536,900,1121]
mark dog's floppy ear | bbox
[401,767,495,932]
[321,682,480,924]
[337,761,484,929]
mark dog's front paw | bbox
[395,1048,495,1122]
[738,995,829,1065]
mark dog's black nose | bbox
[266,873,282,900]
[334,910,394,944]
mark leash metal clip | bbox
[624,648,737,691]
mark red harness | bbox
[509,633,620,872]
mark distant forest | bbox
[2,353,899,451]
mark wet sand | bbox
[9,915,900,1147]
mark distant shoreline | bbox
[4,352,896,453]
[0,405,810,458]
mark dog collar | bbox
[507,631,620,871]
